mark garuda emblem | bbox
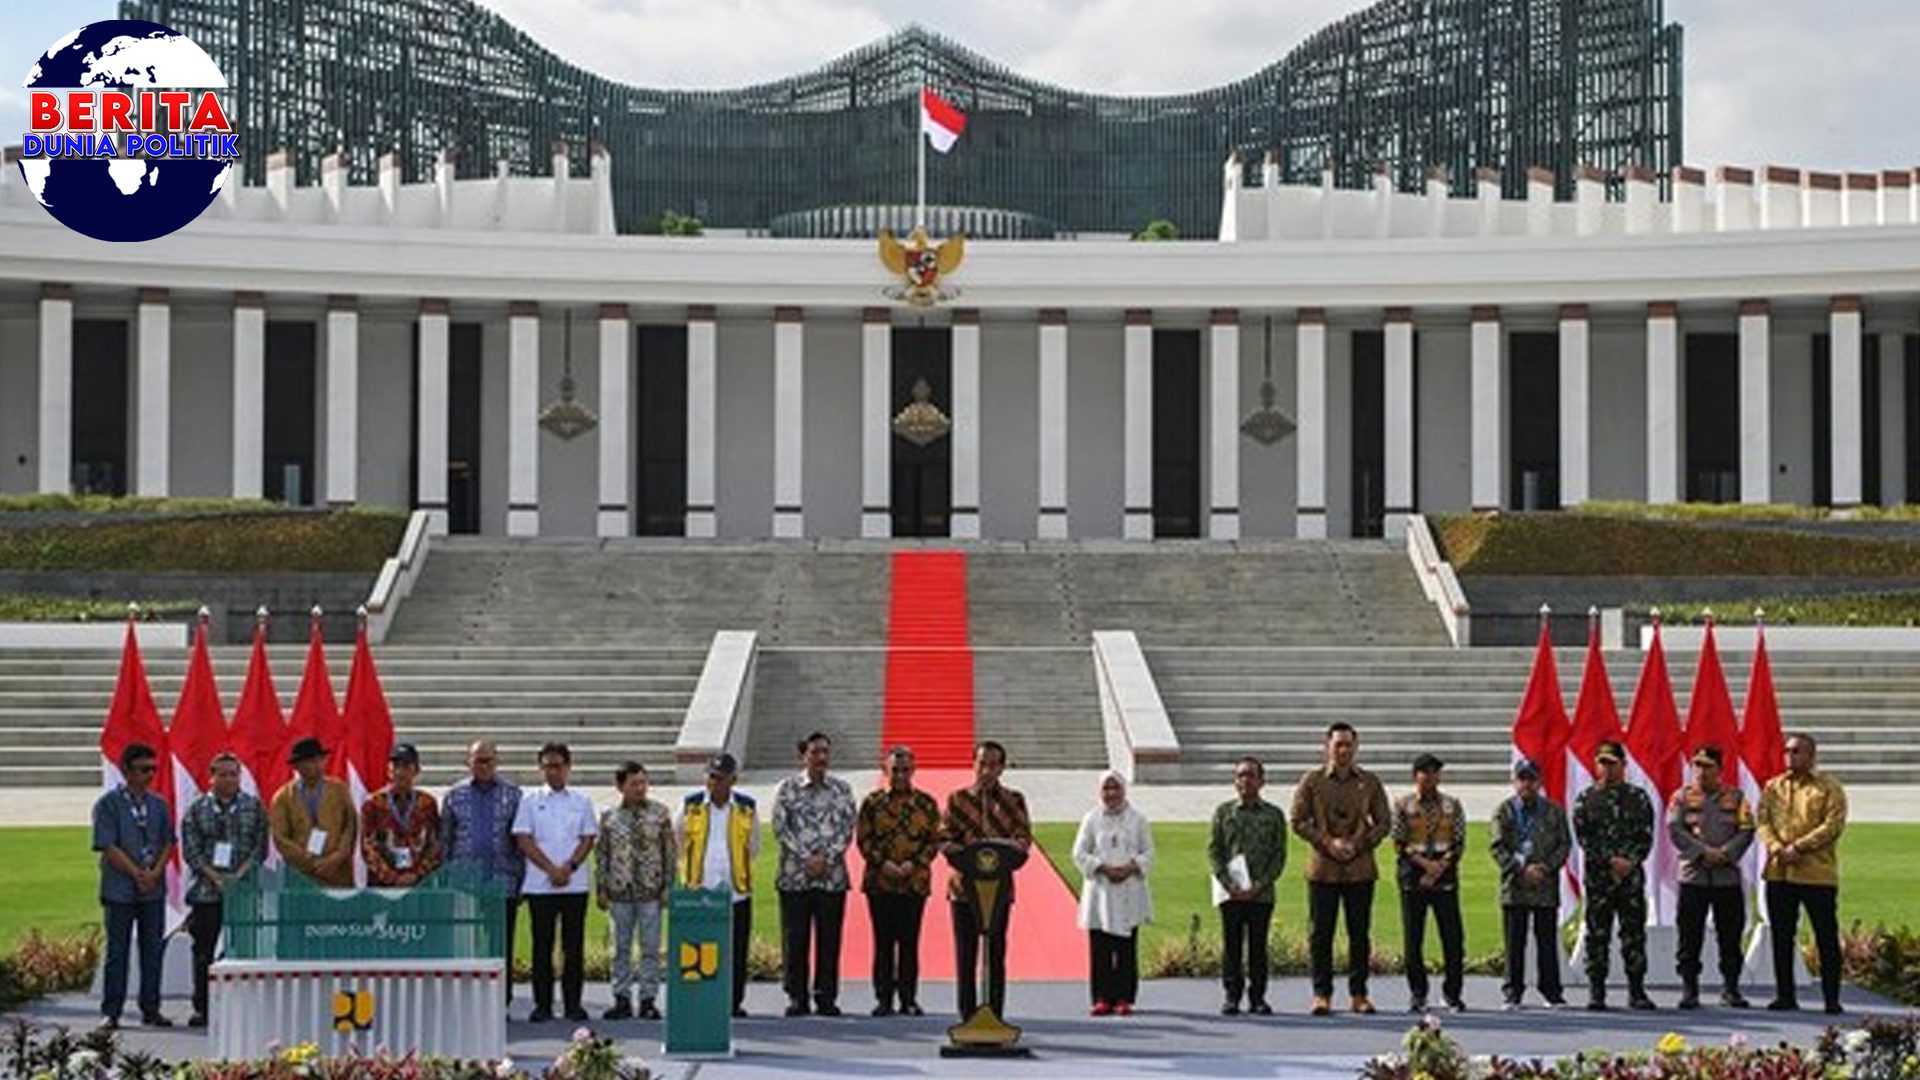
[879,227,965,307]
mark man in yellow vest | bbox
[677,752,760,1018]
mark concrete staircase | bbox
[1152,646,1920,786]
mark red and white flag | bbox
[1739,620,1787,893]
[921,87,966,153]
[1626,616,1686,924]
[286,610,344,782]
[167,614,227,917]
[100,617,168,796]
[342,616,394,814]
[1684,618,1743,790]
[1566,615,1627,906]
[229,614,289,804]
[1511,613,1574,920]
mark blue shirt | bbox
[440,777,525,895]
[92,785,175,904]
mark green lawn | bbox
[12,823,1919,965]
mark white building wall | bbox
[803,316,861,538]
[1417,323,1472,513]
[1068,320,1124,538]
[1590,320,1649,500]
[715,317,775,538]
[1,308,40,494]
[1241,318,1297,537]
[1772,319,1816,507]
[169,306,233,496]
[978,320,1038,538]
[1325,325,1355,537]
[359,314,414,512]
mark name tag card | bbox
[213,841,234,869]
[307,828,329,857]
[393,847,414,870]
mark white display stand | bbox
[209,958,506,1061]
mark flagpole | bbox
[916,86,926,229]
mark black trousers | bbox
[867,891,927,1009]
[1089,930,1139,1006]
[100,898,165,1022]
[1218,899,1273,1006]
[503,897,520,1005]
[731,899,752,1011]
[778,889,847,1008]
[188,900,224,1017]
[1501,904,1563,1003]
[526,893,588,1012]
[952,900,1009,1018]
[1766,881,1841,1007]
[1308,881,1375,998]
[1400,888,1465,1004]
[1676,884,1746,985]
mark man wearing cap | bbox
[1758,732,1849,1015]
[1290,722,1392,1016]
[362,743,442,888]
[1391,753,1467,1013]
[180,750,267,1027]
[1668,744,1755,1009]
[1572,740,1657,1011]
[856,746,941,1017]
[677,752,760,1018]
[1491,757,1569,1010]
[441,739,525,1009]
[269,736,357,888]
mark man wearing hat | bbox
[269,736,357,888]
[361,743,442,887]
[1391,753,1467,1013]
[1490,757,1569,1009]
[1667,744,1755,1009]
[1572,740,1657,1011]
[677,752,760,1018]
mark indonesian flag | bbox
[1626,617,1686,924]
[286,610,344,785]
[921,87,966,153]
[1739,621,1787,895]
[1684,618,1743,798]
[98,615,177,923]
[1566,616,1627,907]
[1511,614,1573,920]
[342,617,394,815]
[167,614,228,917]
[229,614,288,803]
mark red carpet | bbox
[822,552,1086,984]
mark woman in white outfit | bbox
[1073,770,1155,1015]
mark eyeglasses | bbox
[129,763,156,774]
[470,757,497,765]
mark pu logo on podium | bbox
[331,988,374,1033]
[678,940,720,980]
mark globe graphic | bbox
[16,20,236,243]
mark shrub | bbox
[0,930,101,1010]
[0,510,406,573]
[1144,912,1504,979]
[1431,511,1920,577]
[1838,923,1920,1007]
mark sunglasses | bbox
[129,763,157,774]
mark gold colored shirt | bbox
[1757,769,1847,886]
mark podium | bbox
[664,887,734,1059]
[944,840,1030,1058]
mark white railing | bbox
[675,630,758,783]
[0,622,188,650]
[1406,514,1471,647]
[1647,625,1920,652]
[1091,630,1181,783]
[362,510,433,644]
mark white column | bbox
[1829,296,1864,509]
[1295,310,1328,538]
[1646,303,1681,505]
[772,306,805,538]
[1740,300,1772,504]
[37,284,72,494]
[324,295,358,507]
[506,301,540,536]
[1037,309,1069,539]
[950,312,982,539]
[860,308,891,538]
[415,300,450,535]
[685,306,718,538]
[134,289,171,497]
[231,293,265,500]
[1558,304,1591,507]
[1383,308,1415,538]
[1123,310,1154,540]
[1208,310,1242,539]
[1470,306,1504,510]
[596,304,630,538]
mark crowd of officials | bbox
[89,722,1848,1029]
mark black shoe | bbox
[1408,998,1428,1014]
[1720,990,1750,1009]
[732,1007,748,1019]
[1444,999,1467,1013]
[1765,998,1799,1012]
[1586,997,1609,1012]
[1220,1001,1241,1016]
[564,1006,589,1023]
[638,1000,661,1021]
[901,1002,924,1017]
[187,1014,208,1029]
[1249,1001,1273,1016]
[1544,996,1569,1009]
[97,1017,119,1031]
[1677,992,1700,1011]
[816,1003,842,1018]
[1628,994,1657,1011]
[527,1008,554,1023]
[141,1014,174,1028]
[784,1001,810,1018]
[602,1000,632,1021]
[1825,1002,1846,1016]
[871,1003,894,1017]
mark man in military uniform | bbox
[1572,740,1656,1011]
[1667,745,1754,1009]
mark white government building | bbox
[2,145,1918,541]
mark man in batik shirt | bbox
[362,742,442,887]
[855,745,941,1016]
[771,731,858,1017]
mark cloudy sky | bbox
[3,0,1915,172]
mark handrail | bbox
[1091,630,1181,783]
[363,509,434,644]
[1406,514,1471,647]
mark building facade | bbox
[3,146,1918,540]
[121,0,1682,237]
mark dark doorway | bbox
[1908,336,1920,503]
[636,326,688,536]
[1152,329,1202,538]
[263,321,316,506]
[1350,331,1386,538]
[891,327,952,537]
[1811,333,1882,507]
[406,323,484,534]
[1685,333,1740,503]
[1507,332,1559,510]
[70,319,128,495]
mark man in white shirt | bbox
[676,752,760,1018]
[513,742,598,1023]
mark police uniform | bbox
[1667,745,1755,1007]
[1571,741,1655,1009]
